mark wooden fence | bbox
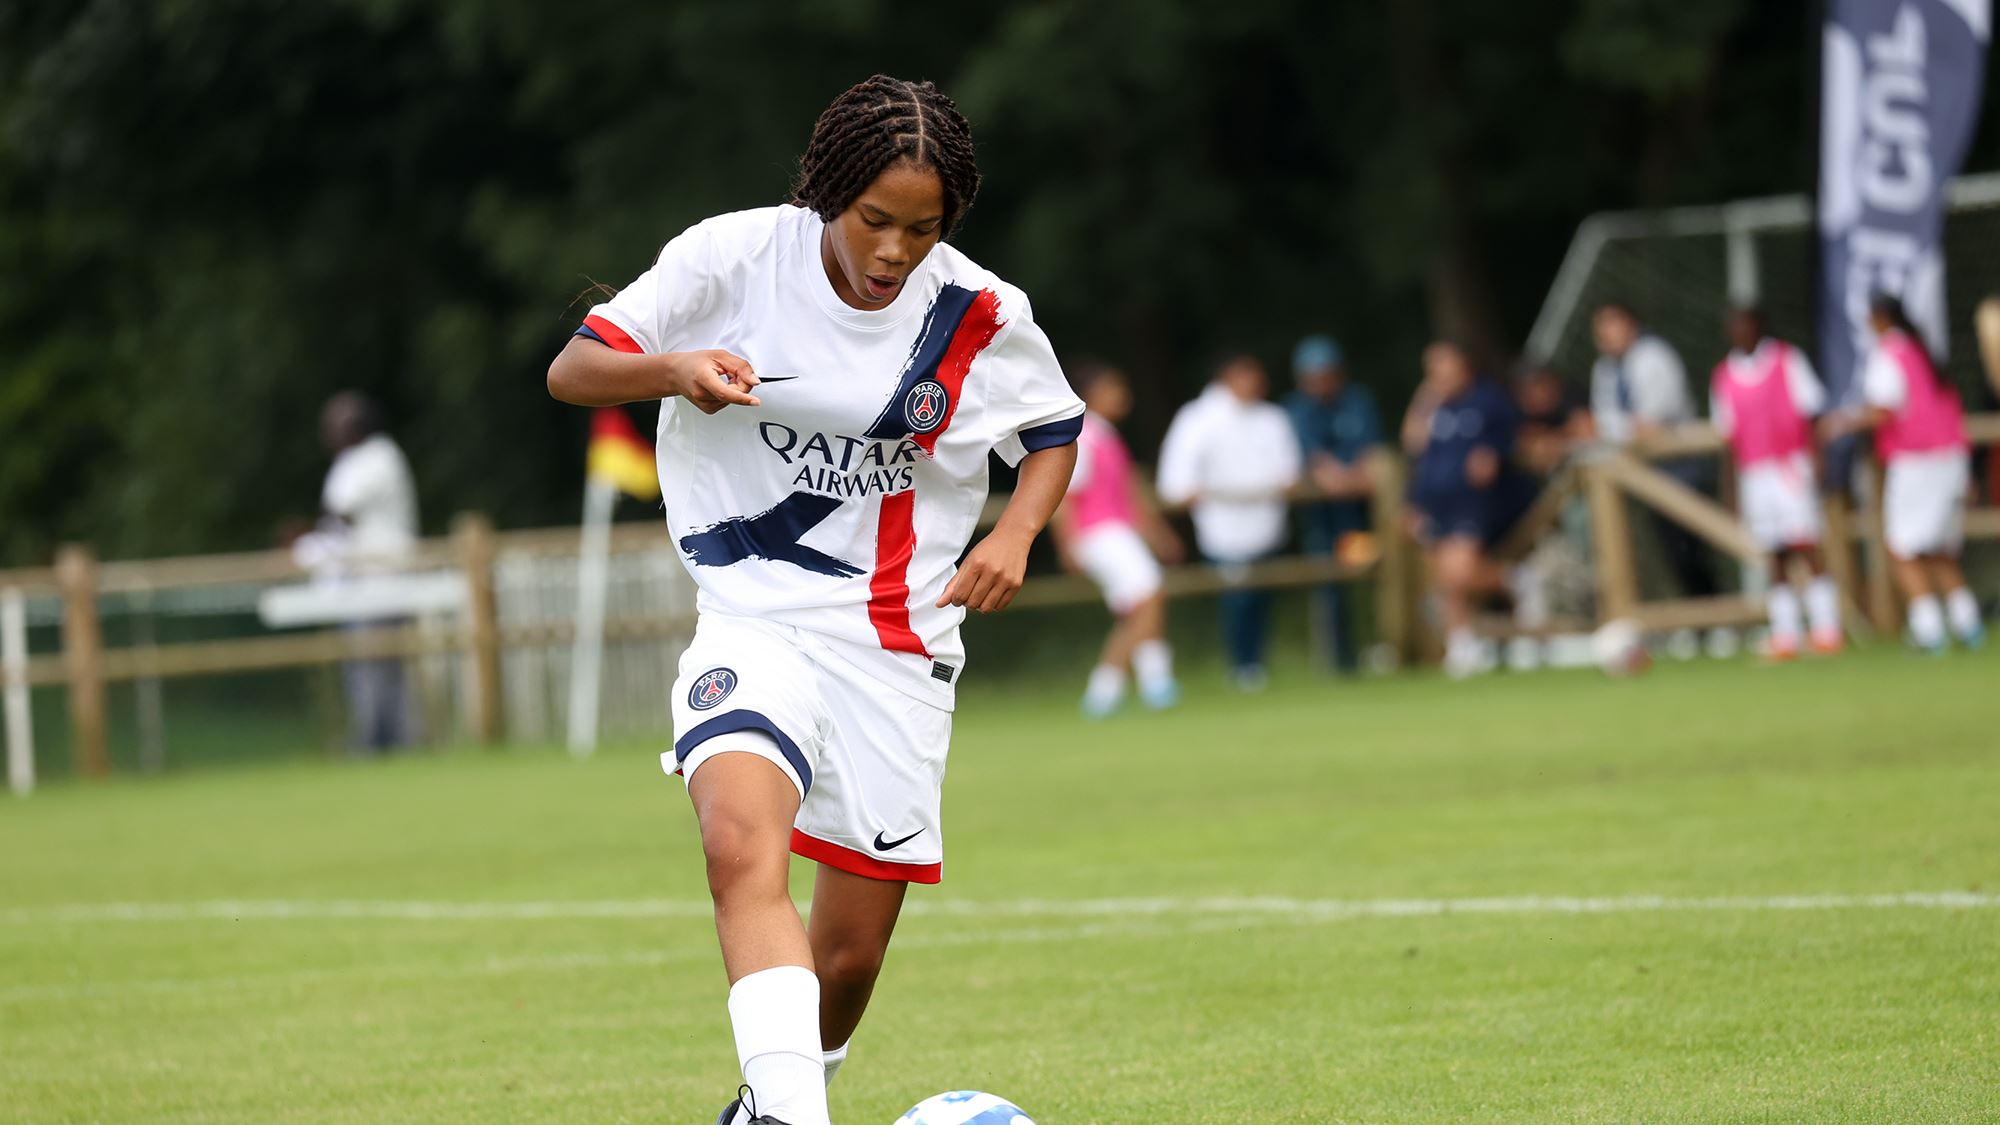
[3,416,1995,783]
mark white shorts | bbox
[1738,457,1822,552]
[1883,453,1970,560]
[1071,523,1163,614]
[667,614,951,883]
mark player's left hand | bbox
[937,529,1031,613]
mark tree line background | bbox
[3,0,1997,566]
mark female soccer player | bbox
[1051,361,1184,717]
[1709,305,1842,658]
[1824,294,1981,652]
[547,77,1083,1125]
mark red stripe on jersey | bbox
[582,314,643,354]
[867,489,929,657]
[790,828,942,884]
[914,287,1006,455]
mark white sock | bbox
[1766,586,1803,649]
[1908,595,1946,649]
[1805,577,1842,639]
[822,1040,849,1087]
[1132,639,1174,693]
[728,967,830,1125]
[1083,664,1126,710]
[1946,587,1982,638]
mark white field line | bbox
[0,914,1291,1004]
[1,890,1994,926]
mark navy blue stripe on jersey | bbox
[864,282,980,440]
[573,323,609,347]
[679,492,863,578]
[674,710,812,793]
[1018,412,1085,452]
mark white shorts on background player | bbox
[1883,453,1969,559]
[1738,454,1823,552]
[1071,524,1163,614]
[667,614,950,883]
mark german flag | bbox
[587,407,659,500]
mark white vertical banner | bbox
[566,476,619,756]
[1818,0,1992,400]
[3,587,33,796]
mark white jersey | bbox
[581,206,1083,708]
[317,434,419,574]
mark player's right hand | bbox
[667,349,761,414]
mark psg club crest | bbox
[904,380,949,434]
[688,667,737,711]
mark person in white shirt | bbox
[1589,301,1718,598]
[546,76,1082,1125]
[1708,307,1842,659]
[302,391,421,751]
[1157,353,1302,690]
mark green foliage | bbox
[0,2,1991,563]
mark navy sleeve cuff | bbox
[1018,412,1084,453]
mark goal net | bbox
[1527,171,2000,403]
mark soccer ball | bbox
[1591,618,1652,678]
[895,1090,1036,1125]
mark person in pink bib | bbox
[1053,361,1185,716]
[1825,294,1982,653]
[1709,306,1842,659]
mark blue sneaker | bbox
[1960,621,1987,651]
[1139,679,1181,710]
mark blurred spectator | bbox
[1402,342,1530,678]
[1512,361,1589,477]
[1284,334,1382,673]
[1588,301,1718,598]
[1709,305,1841,658]
[1054,361,1185,718]
[294,391,421,752]
[1824,294,1980,652]
[1158,353,1302,691]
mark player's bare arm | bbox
[547,338,761,412]
[939,442,1078,614]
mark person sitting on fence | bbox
[1709,305,1843,659]
[1512,360,1590,478]
[1157,351,1302,691]
[292,391,422,751]
[1402,341,1531,679]
[1588,301,1720,599]
[1823,293,1983,653]
[1053,360,1185,717]
[1284,334,1383,674]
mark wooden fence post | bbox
[1368,449,1413,665]
[1860,456,1899,632]
[55,545,109,778]
[453,513,505,746]
[1820,493,1866,638]
[1584,460,1639,624]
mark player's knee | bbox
[817,932,888,988]
[696,807,791,900]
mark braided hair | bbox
[794,75,981,237]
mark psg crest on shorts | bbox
[688,667,737,711]
[904,380,949,434]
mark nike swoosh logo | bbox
[753,375,798,382]
[872,828,925,852]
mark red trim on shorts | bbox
[914,287,1005,456]
[867,489,930,657]
[582,314,643,354]
[790,828,941,884]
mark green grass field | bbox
[3,647,1997,1123]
